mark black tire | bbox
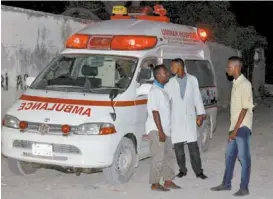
[103,137,136,185]
[7,158,38,175]
[198,117,211,153]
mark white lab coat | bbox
[165,74,205,144]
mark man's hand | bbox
[152,111,166,142]
[158,130,166,142]
[228,129,238,142]
[196,115,205,127]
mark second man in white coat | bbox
[165,58,208,179]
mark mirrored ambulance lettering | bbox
[17,102,91,117]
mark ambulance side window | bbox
[185,60,215,88]
[137,58,157,84]
[162,59,172,72]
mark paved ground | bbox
[1,98,273,199]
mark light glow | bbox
[197,29,208,42]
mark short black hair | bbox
[172,58,185,67]
[228,56,243,67]
[153,64,167,80]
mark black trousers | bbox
[174,141,203,175]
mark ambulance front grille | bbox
[13,140,81,154]
[26,122,76,135]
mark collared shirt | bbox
[145,84,171,136]
[176,74,188,100]
[154,80,164,89]
[230,74,254,131]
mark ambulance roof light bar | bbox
[65,34,158,51]
[111,5,170,22]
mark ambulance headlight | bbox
[74,123,116,135]
[2,115,20,129]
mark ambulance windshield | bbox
[31,54,138,94]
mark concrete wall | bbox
[264,84,273,96]
[208,42,238,107]
[1,6,95,118]
[252,48,266,98]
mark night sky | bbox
[2,1,273,82]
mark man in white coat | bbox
[165,58,208,180]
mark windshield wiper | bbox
[89,87,121,90]
[45,85,83,89]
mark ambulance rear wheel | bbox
[103,137,136,185]
[198,117,211,153]
[7,158,38,175]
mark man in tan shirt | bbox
[211,56,253,197]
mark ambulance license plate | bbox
[32,143,53,157]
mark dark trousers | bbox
[222,126,251,190]
[174,141,203,175]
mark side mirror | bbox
[26,77,36,87]
[109,89,119,122]
[136,83,152,96]
[109,89,118,101]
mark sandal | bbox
[151,184,170,191]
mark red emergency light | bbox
[65,34,89,49]
[62,124,71,136]
[153,5,167,16]
[197,28,208,42]
[88,35,113,49]
[111,35,157,50]
[66,34,158,51]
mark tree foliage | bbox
[141,1,267,51]
[62,1,110,20]
[62,1,267,51]
[62,1,137,20]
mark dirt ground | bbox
[1,98,273,199]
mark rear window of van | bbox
[163,59,215,88]
[185,60,215,88]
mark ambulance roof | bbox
[64,18,209,57]
[78,19,197,37]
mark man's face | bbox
[158,68,169,84]
[226,61,235,77]
[171,62,183,75]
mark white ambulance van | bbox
[1,5,218,184]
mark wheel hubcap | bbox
[118,147,132,173]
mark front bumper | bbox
[1,127,118,168]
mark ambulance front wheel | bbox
[7,158,38,175]
[103,137,137,185]
[198,116,211,153]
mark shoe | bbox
[176,171,187,178]
[196,172,208,179]
[210,184,231,191]
[233,189,249,196]
[164,181,182,189]
[151,183,170,192]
